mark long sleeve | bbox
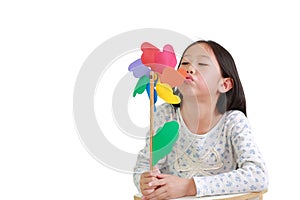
[193,112,269,197]
[133,132,150,193]
[133,133,168,193]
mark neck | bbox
[180,96,222,134]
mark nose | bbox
[184,65,195,74]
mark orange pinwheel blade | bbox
[160,67,186,87]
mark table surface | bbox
[134,191,265,200]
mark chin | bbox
[180,89,199,97]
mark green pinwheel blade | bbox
[152,121,179,166]
[133,75,150,97]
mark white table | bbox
[134,190,267,200]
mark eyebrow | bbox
[183,54,210,58]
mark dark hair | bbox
[174,40,247,116]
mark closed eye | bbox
[181,62,189,65]
[198,63,208,66]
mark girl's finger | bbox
[141,188,155,196]
[148,177,166,187]
[156,174,168,179]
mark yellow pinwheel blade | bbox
[156,82,181,104]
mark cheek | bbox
[195,71,220,94]
[195,76,209,91]
[195,71,210,89]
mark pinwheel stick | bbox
[149,71,155,171]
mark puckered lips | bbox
[185,74,193,81]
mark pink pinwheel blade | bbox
[155,44,177,68]
[140,42,177,74]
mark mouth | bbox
[185,75,193,81]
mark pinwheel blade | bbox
[152,121,179,166]
[160,67,186,87]
[156,82,181,104]
[133,76,150,97]
[155,44,177,68]
[146,83,158,104]
[128,59,150,78]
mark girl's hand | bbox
[140,166,161,196]
[142,174,196,200]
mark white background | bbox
[1,1,299,199]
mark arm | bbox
[133,104,173,193]
[193,112,269,197]
[133,132,168,194]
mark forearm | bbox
[193,165,268,197]
[133,149,150,193]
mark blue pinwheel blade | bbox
[146,83,157,103]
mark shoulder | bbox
[225,110,248,123]
[224,110,251,138]
[225,110,252,140]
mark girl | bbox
[133,40,268,199]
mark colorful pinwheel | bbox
[128,42,187,108]
[128,42,187,168]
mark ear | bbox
[218,78,233,93]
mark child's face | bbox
[178,43,224,100]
